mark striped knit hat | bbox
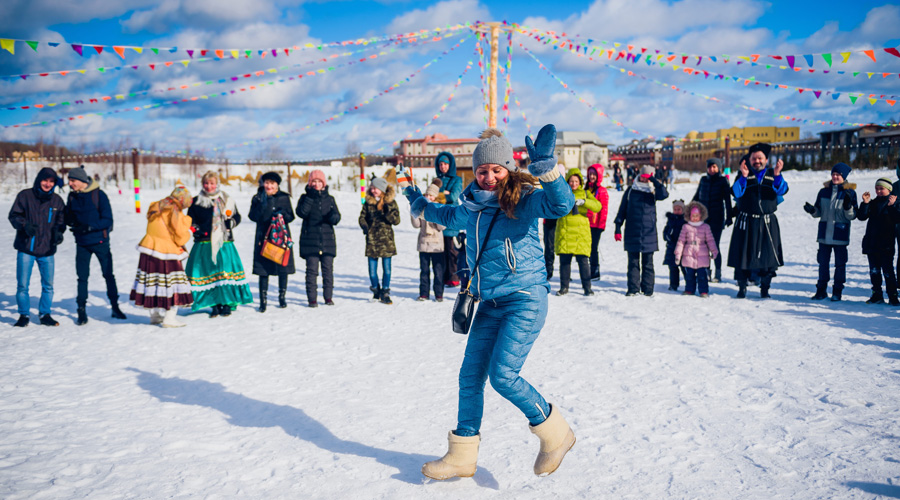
[876,177,893,191]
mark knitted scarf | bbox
[196,189,235,265]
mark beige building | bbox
[395,133,480,170]
[677,126,800,171]
[555,131,610,170]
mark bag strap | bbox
[464,210,501,293]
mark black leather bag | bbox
[451,211,499,334]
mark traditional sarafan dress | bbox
[184,189,253,312]
[130,188,194,310]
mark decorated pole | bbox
[131,148,141,213]
[286,161,293,197]
[489,23,500,128]
[359,152,367,204]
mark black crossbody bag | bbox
[452,211,500,334]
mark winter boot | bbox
[14,315,29,327]
[161,308,185,328]
[380,288,392,305]
[866,292,885,304]
[111,302,127,320]
[76,307,88,326]
[890,294,900,306]
[308,301,318,308]
[556,287,569,296]
[278,289,287,308]
[736,281,747,299]
[583,282,594,296]
[209,305,220,318]
[590,265,600,281]
[39,314,59,326]
[421,432,480,480]
[811,288,828,300]
[219,304,232,317]
[759,276,772,299]
[530,404,576,477]
[370,286,382,301]
[759,287,771,299]
[830,286,843,302]
[149,308,164,325]
[258,290,268,313]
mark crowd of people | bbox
[9,124,900,480]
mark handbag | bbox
[452,211,500,334]
[260,214,292,266]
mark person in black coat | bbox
[890,158,900,281]
[296,170,341,307]
[248,172,295,311]
[692,158,733,282]
[662,200,686,291]
[858,178,900,305]
[8,167,66,327]
[614,165,670,296]
[64,166,126,325]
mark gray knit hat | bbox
[371,177,388,193]
[68,166,90,184]
[640,165,655,176]
[472,128,517,171]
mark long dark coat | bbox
[613,180,669,253]
[858,197,900,254]
[662,212,686,265]
[358,186,401,258]
[727,168,786,271]
[248,189,295,275]
[692,174,733,231]
[296,185,341,259]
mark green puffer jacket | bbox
[555,168,602,256]
[358,185,401,258]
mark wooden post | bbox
[286,161,293,197]
[21,152,27,183]
[724,136,731,174]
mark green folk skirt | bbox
[185,241,254,311]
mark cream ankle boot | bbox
[149,309,164,325]
[421,432,479,480]
[161,308,185,328]
[530,404,576,476]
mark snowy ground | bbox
[2,169,900,499]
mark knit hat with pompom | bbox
[472,128,516,172]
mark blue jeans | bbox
[455,284,551,436]
[367,257,391,289]
[17,252,55,316]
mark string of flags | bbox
[1,26,467,81]
[371,58,474,153]
[503,30,513,133]
[549,36,900,106]
[0,23,468,60]
[476,32,489,124]
[515,23,900,74]
[193,36,472,154]
[5,34,453,111]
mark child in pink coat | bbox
[674,201,719,297]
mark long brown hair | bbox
[495,170,538,219]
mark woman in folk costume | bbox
[402,124,577,480]
[185,171,253,317]
[130,185,194,328]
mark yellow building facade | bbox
[677,126,800,171]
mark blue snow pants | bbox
[454,284,551,436]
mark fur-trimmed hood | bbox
[365,183,395,210]
[683,200,709,223]
[822,181,857,190]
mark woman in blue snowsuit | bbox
[403,124,577,480]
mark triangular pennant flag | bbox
[786,55,795,69]
[113,46,125,59]
[832,93,841,100]
[750,54,760,62]
[151,48,159,54]
[48,42,59,47]
[133,47,143,54]
[803,54,813,67]
[849,95,858,104]
[822,53,832,67]
[852,71,859,76]
[245,50,252,57]
[215,49,224,58]
[149,64,155,70]
[884,73,891,78]
[26,41,38,52]
[169,47,177,53]
[186,49,194,58]
[93,45,103,54]
[867,72,874,78]
[814,91,822,99]
[72,44,83,56]
[231,50,238,58]
[797,88,804,94]
[841,52,850,62]
[887,100,896,106]
[863,49,876,62]
[0,39,14,54]
[181,60,189,67]
[869,98,877,105]
[885,48,900,59]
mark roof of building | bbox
[556,131,608,147]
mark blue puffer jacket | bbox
[435,151,463,237]
[422,174,574,300]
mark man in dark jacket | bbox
[693,158,734,282]
[64,166,127,325]
[9,167,66,327]
[614,165,669,296]
[727,143,789,299]
[435,152,463,287]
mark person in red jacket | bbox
[585,164,609,280]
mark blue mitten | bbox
[403,185,422,204]
[410,195,428,219]
[525,124,558,179]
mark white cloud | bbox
[386,0,490,34]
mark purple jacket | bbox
[674,222,718,269]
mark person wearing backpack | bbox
[64,166,126,325]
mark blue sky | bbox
[1,0,898,160]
